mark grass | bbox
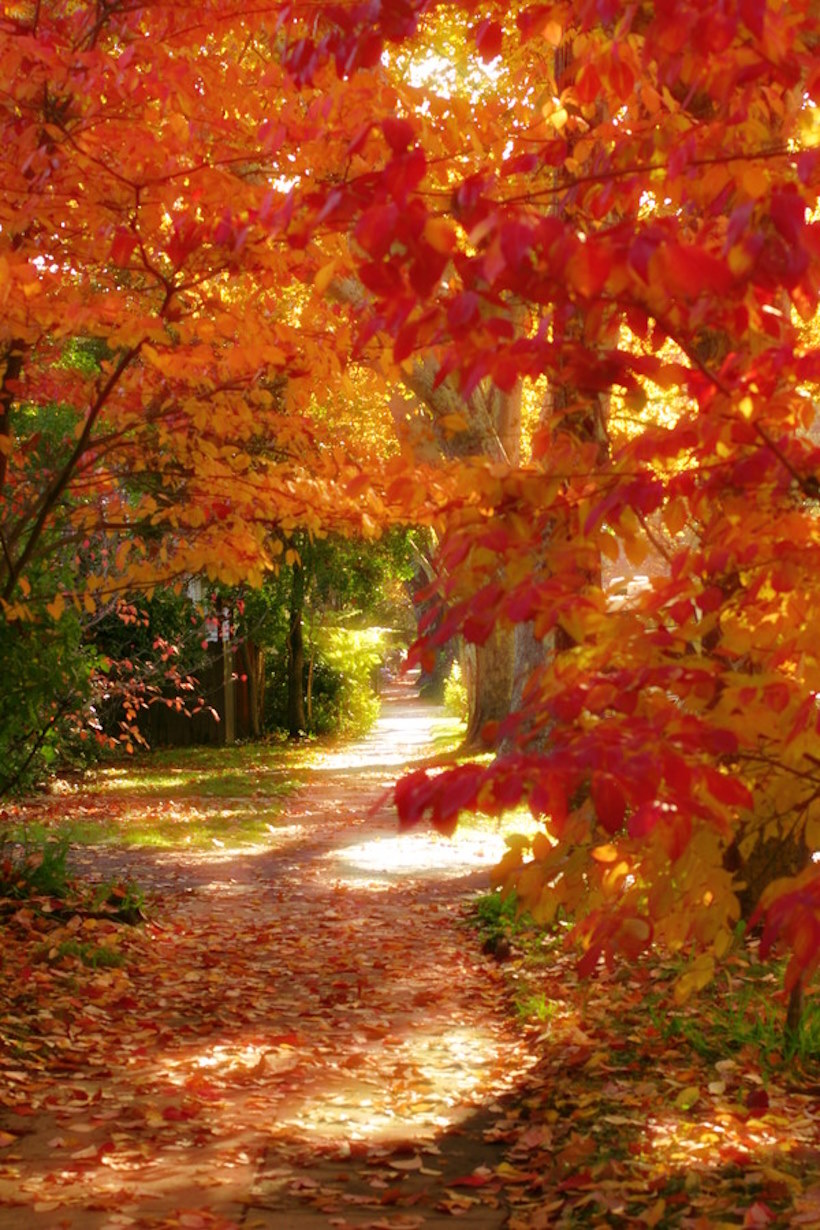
[468,888,820,1069]
[37,937,127,969]
[648,960,820,1069]
[9,740,310,850]
[0,832,73,897]
[426,713,468,756]
[89,741,303,799]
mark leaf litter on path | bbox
[0,684,532,1228]
[2,682,818,1228]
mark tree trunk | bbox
[786,977,804,1038]
[286,559,306,738]
[724,825,810,922]
[241,639,264,738]
[463,624,514,749]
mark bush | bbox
[0,611,100,795]
[263,624,385,738]
[309,626,384,737]
[443,660,468,722]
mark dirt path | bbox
[0,683,533,1229]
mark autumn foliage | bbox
[1,1,820,1004]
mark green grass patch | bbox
[89,740,304,800]
[515,989,562,1024]
[649,964,820,1069]
[0,832,72,897]
[426,713,468,755]
[38,937,127,969]
[13,740,311,850]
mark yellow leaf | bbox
[599,532,619,561]
[285,548,300,567]
[167,112,189,143]
[0,435,11,456]
[531,831,554,861]
[663,497,688,537]
[543,19,563,46]
[314,259,338,294]
[439,412,468,434]
[592,844,619,863]
[674,1085,700,1111]
[603,861,631,895]
[673,953,715,1004]
[805,802,820,850]
[83,593,96,615]
[423,216,457,253]
[18,575,30,597]
[642,1198,666,1227]
[713,928,733,959]
[46,593,65,621]
[531,889,559,926]
[741,164,768,199]
[728,243,754,277]
[495,1162,531,1182]
[623,534,648,567]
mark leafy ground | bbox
[0,685,818,1229]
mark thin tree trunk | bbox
[786,977,804,1038]
[287,558,306,738]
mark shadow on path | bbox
[0,681,535,1229]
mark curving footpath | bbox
[0,681,533,1230]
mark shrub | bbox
[310,626,384,737]
[443,660,468,722]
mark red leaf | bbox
[591,774,627,834]
[492,773,523,810]
[704,767,753,811]
[431,765,480,835]
[770,188,806,244]
[765,681,790,714]
[450,1170,494,1187]
[627,801,660,841]
[475,19,503,62]
[394,770,435,828]
[609,57,634,101]
[384,148,426,204]
[746,1088,769,1112]
[697,585,724,614]
[355,204,399,260]
[739,0,766,38]
[382,116,415,153]
[575,63,602,106]
[347,121,373,156]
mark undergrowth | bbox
[0,830,145,924]
[468,888,819,1069]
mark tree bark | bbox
[286,558,306,738]
[239,638,264,738]
[786,977,804,1038]
[463,624,514,749]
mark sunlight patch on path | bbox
[328,829,506,884]
[0,684,531,1228]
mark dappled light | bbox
[331,830,506,882]
[4,684,817,1229]
[2,0,820,1223]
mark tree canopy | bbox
[2,0,819,1004]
